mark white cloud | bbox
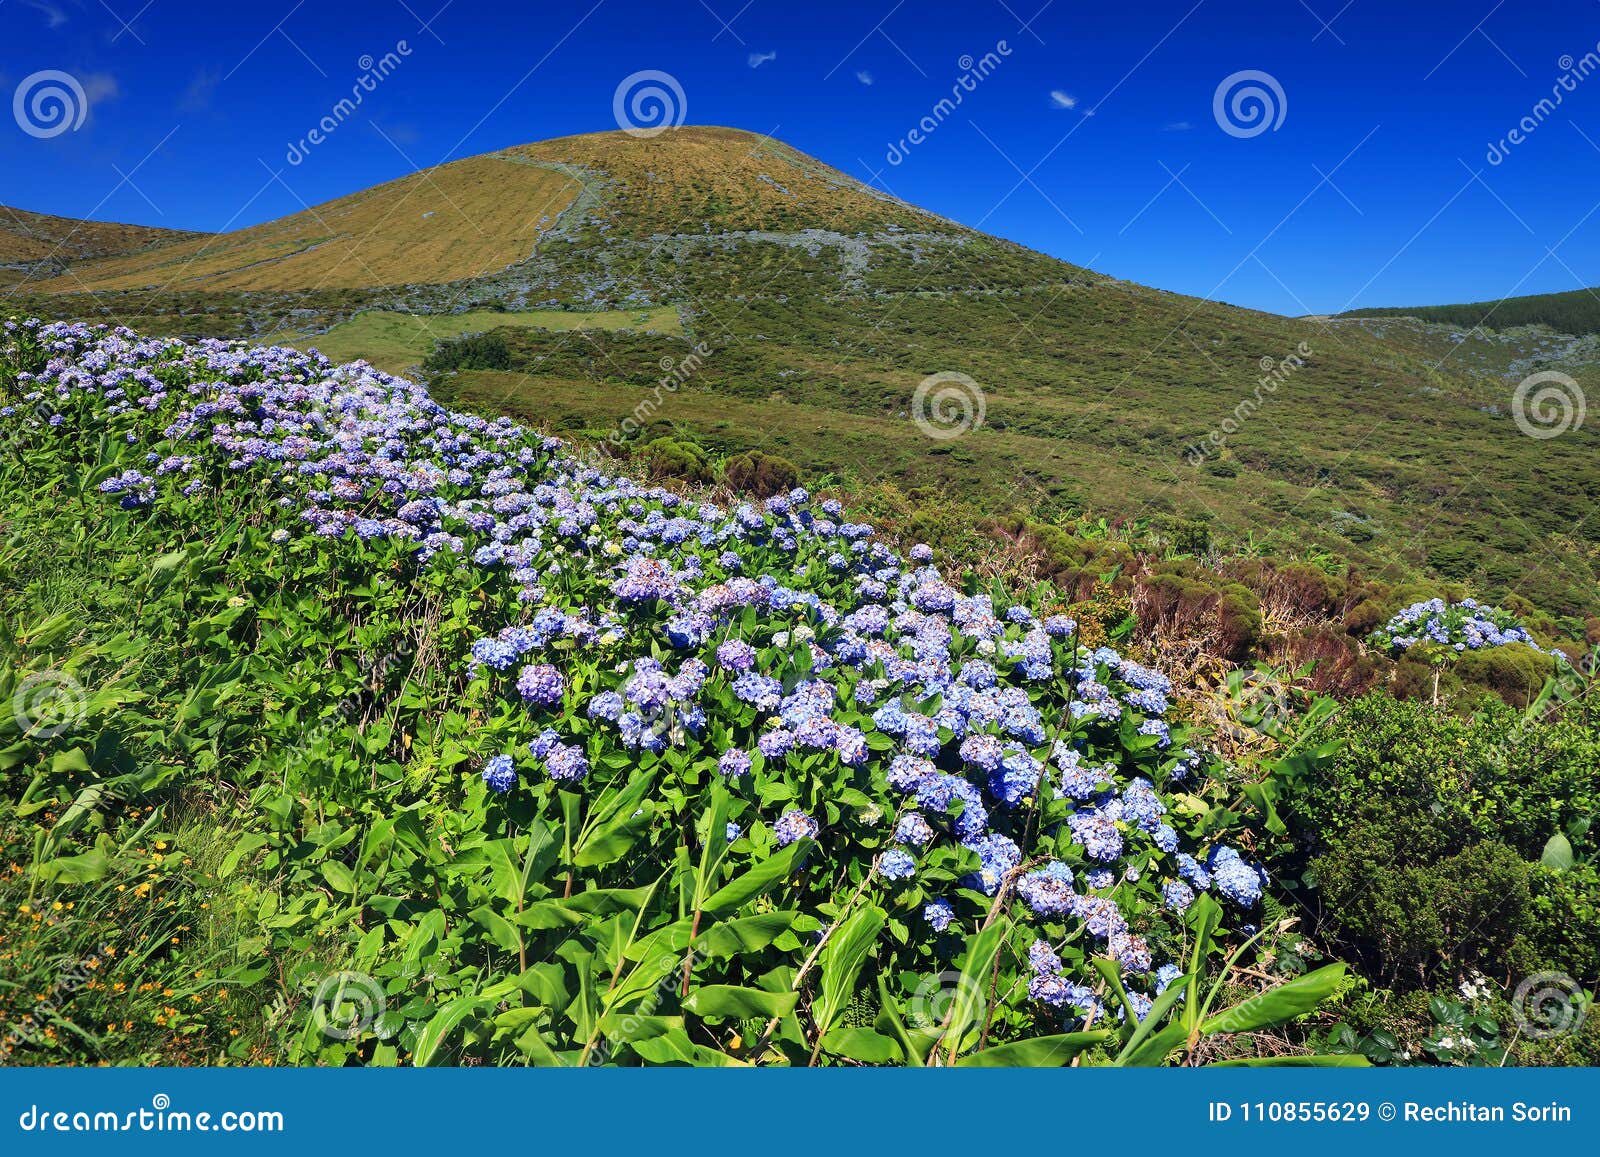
[81,73,120,103]
[856,70,874,86]
[748,50,777,69]
[24,0,68,29]
[1049,89,1076,109]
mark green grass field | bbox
[280,306,684,374]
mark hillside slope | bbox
[19,154,580,293]
[7,126,1597,620]
[0,206,203,287]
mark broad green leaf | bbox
[1115,973,1192,1065]
[937,920,1006,1057]
[597,1012,683,1043]
[1201,963,1348,1035]
[469,905,524,955]
[700,838,813,917]
[519,885,655,929]
[572,801,655,868]
[32,849,110,884]
[694,911,800,958]
[1541,832,1575,872]
[411,997,485,1066]
[956,1031,1111,1067]
[812,905,885,1039]
[820,1028,903,1064]
[320,860,356,893]
[874,976,936,1067]
[1117,1020,1191,1068]
[683,984,799,1019]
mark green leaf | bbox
[597,1012,683,1043]
[875,975,929,1067]
[411,997,485,1066]
[819,1028,903,1064]
[519,885,654,929]
[694,911,801,958]
[683,985,799,1019]
[812,905,885,1040]
[700,839,813,917]
[572,802,655,868]
[1116,975,1194,1065]
[1201,963,1348,1035]
[936,920,1006,1057]
[956,1031,1111,1067]
[320,860,356,893]
[32,849,110,884]
[50,747,92,774]
[1541,832,1575,872]
[573,769,657,866]
[469,905,524,955]
[1117,1020,1191,1068]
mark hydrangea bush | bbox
[1369,598,1542,656]
[1,318,1342,1065]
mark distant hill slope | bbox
[6,127,1597,621]
[1341,286,1600,337]
[18,155,580,293]
[0,206,203,286]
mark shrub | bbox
[1281,692,1600,987]
[424,330,513,372]
[721,450,800,498]
[1312,837,1536,985]
[1133,562,1261,663]
[640,436,713,483]
[1452,644,1558,708]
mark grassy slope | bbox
[9,127,1597,620]
[283,306,684,374]
[0,206,205,289]
[22,155,580,293]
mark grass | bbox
[21,155,580,293]
[280,306,684,374]
[0,205,202,268]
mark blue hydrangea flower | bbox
[482,754,516,794]
[879,849,916,881]
[924,898,955,931]
[774,809,818,847]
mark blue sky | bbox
[2,0,1598,315]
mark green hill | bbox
[1341,285,1600,336]
[6,126,1596,621]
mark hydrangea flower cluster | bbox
[1,318,1272,1025]
[1369,598,1542,655]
